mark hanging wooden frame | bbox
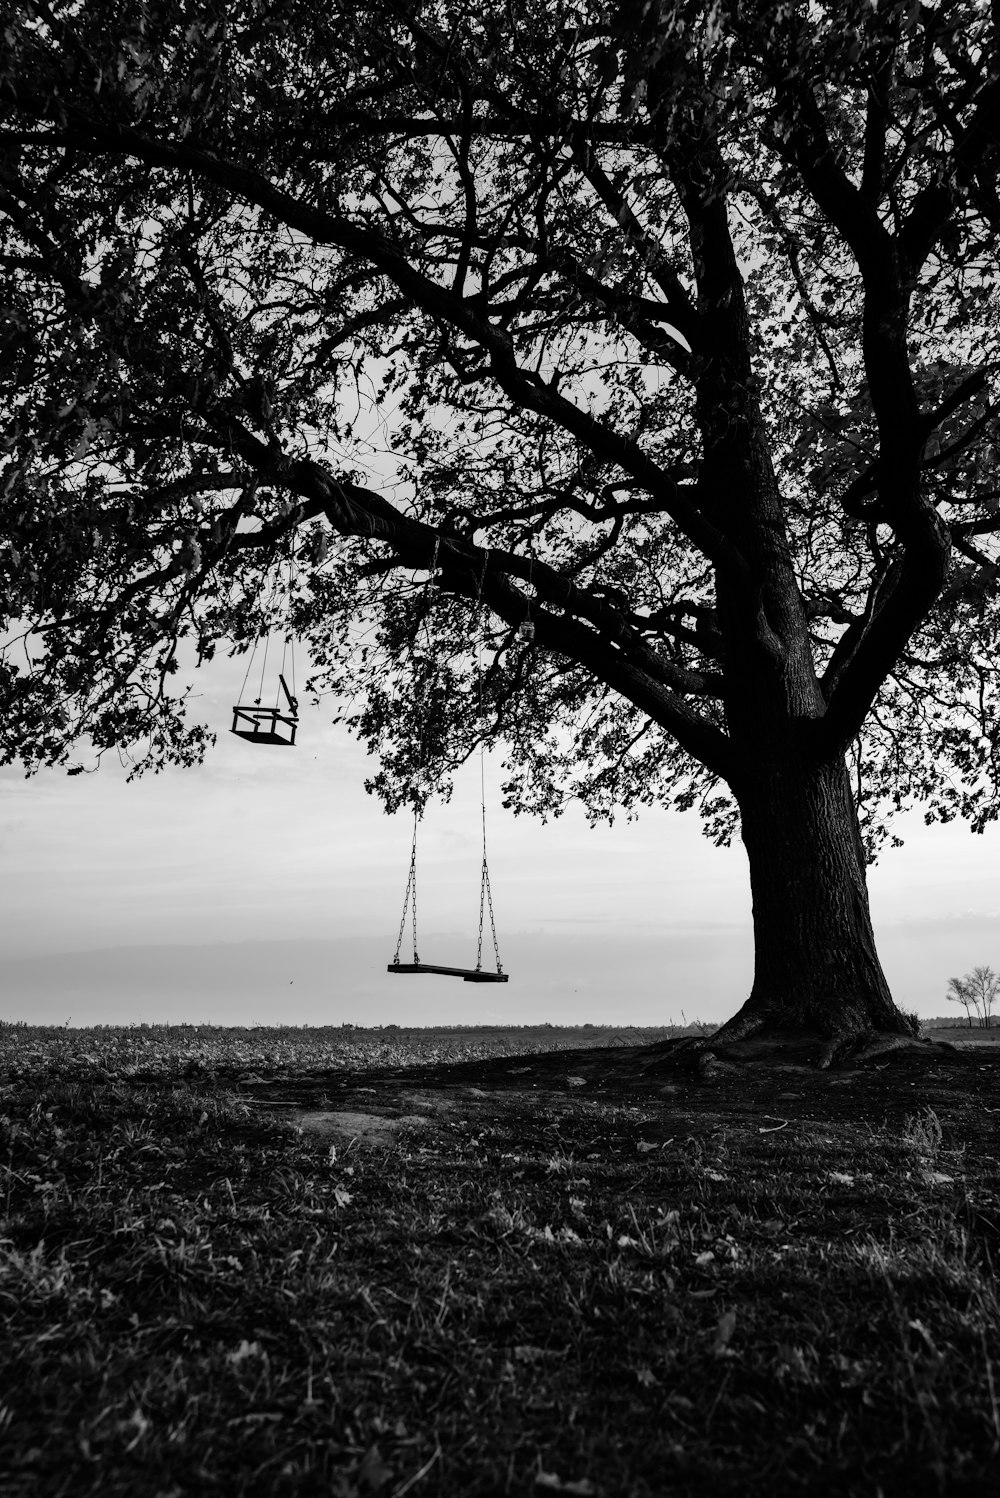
[230,549,300,747]
[231,673,298,746]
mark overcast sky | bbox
[0,644,997,1030]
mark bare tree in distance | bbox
[946,967,1000,1029]
[946,975,980,1029]
[3,2,1000,1065]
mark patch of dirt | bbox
[238,1038,1000,1155]
[292,1110,442,1145]
[292,1090,460,1144]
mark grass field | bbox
[0,1022,693,1080]
[1,1022,999,1496]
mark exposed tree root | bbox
[838,1032,958,1067]
[645,1010,959,1075]
[695,1050,742,1081]
[669,1025,958,1075]
[697,1011,766,1049]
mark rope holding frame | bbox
[276,542,297,711]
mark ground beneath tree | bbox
[234,1032,1000,1156]
[5,1024,999,1495]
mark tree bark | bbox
[718,754,908,1044]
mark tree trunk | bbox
[718,754,909,1045]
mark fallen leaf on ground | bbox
[514,1344,567,1363]
[535,1472,597,1494]
[713,1309,737,1353]
[356,1443,393,1493]
[226,1340,264,1366]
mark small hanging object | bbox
[231,671,298,745]
[230,549,300,746]
[517,552,536,643]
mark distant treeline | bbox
[922,1016,995,1030]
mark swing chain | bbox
[390,538,505,979]
[393,815,420,966]
[474,549,503,974]
[391,541,441,969]
[477,854,503,974]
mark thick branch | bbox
[297,465,736,776]
[898,74,1000,272]
[198,414,733,769]
[768,74,953,753]
[7,99,740,573]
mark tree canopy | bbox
[2,0,1000,862]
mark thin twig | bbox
[391,1439,442,1498]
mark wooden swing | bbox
[230,564,299,746]
[387,810,508,982]
[231,671,298,745]
[387,540,508,983]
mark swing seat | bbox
[388,962,509,983]
[230,704,298,746]
[231,674,298,746]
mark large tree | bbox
[3,0,1000,1059]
